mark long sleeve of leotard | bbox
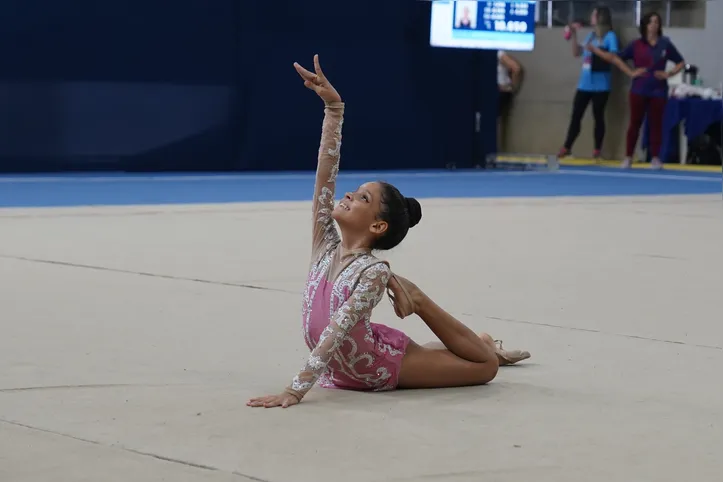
[310,102,344,256]
[286,262,390,400]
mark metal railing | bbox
[535,0,704,28]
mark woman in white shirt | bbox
[497,50,522,150]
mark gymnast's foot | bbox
[494,340,531,366]
[388,274,424,317]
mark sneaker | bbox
[557,147,570,158]
[651,158,663,170]
[592,149,602,161]
[621,158,632,169]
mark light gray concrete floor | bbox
[1,194,722,482]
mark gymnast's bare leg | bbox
[388,275,530,389]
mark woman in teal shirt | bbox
[558,7,624,160]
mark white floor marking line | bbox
[559,169,721,183]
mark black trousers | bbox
[498,91,513,118]
[563,90,610,151]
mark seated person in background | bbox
[497,51,522,151]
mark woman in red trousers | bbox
[591,12,685,169]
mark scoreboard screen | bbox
[431,1,537,51]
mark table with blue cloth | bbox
[658,97,723,163]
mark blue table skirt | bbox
[640,97,722,162]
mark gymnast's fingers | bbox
[264,397,283,408]
[247,395,272,407]
[313,54,325,79]
[294,62,316,82]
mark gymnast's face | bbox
[333,182,388,237]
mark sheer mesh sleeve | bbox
[311,102,344,256]
[286,262,390,399]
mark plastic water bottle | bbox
[546,155,560,171]
[564,22,582,41]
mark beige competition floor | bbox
[1,194,722,482]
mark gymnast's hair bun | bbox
[405,197,422,228]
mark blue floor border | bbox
[0,167,720,208]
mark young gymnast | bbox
[247,55,530,409]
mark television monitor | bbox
[430,1,537,51]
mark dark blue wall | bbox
[0,0,497,173]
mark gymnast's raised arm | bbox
[293,55,344,256]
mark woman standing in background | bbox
[616,12,683,169]
[558,7,627,161]
[590,12,684,169]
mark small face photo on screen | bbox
[454,1,478,30]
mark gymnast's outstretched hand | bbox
[247,392,300,409]
[294,54,342,104]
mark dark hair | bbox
[370,181,422,251]
[594,6,613,33]
[639,12,662,38]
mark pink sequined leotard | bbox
[286,102,411,399]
